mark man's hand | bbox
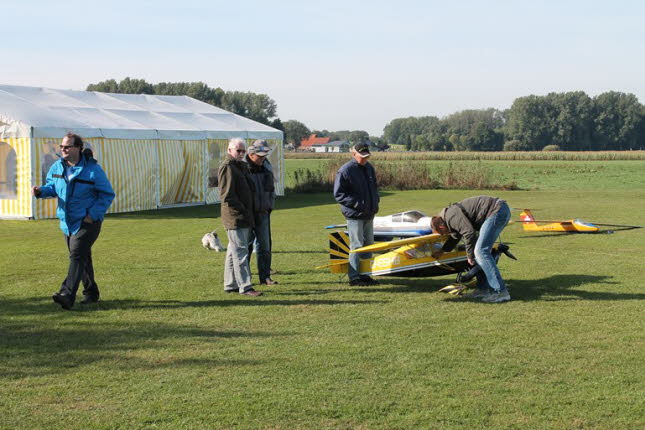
[32,186,41,197]
[83,215,94,224]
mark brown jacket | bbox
[440,195,504,260]
[218,155,255,230]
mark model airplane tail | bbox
[325,231,350,274]
[519,209,540,231]
[519,209,600,233]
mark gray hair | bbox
[228,138,246,149]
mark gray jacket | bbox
[440,196,505,260]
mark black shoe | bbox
[262,278,279,286]
[360,276,379,286]
[224,289,238,294]
[80,295,100,305]
[52,292,73,310]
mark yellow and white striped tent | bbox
[0,84,283,219]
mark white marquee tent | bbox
[0,84,283,219]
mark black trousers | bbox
[60,221,102,302]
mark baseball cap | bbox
[248,140,271,156]
[353,142,371,157]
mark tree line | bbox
[87,79,644,151]
[383,91,645,151]
[86,78,280,128]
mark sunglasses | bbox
[236,149,246,154]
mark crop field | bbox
[1,159,644,429]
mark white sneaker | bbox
[481,289,511,303]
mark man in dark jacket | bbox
[245,140,278,286]
[218,138,262,297]
[333,142,380,286]
[431,195,511,303]
[32,133,115,310]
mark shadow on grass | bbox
[0,295,385,378]
[505,274,640,301]
[0,296,385,316]
[0,305,273,378]
[344,274,644,302]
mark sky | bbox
[1,0,644,135]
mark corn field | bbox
[286,151,645,161]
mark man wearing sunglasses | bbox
[32,133,115,310]
[218,138,263,296]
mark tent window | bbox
[0,141,17,199]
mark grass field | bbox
[1,161,644,429]
[285,159,645,191]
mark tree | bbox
[311,129,330,138]
[546,92,594,150]
[283,120,310,147]
[87,78,278,125]
[592,91,644,150]
[504,95,555,150]
[220,91,277,125]
[348,130,369,144]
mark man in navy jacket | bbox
[333,142,380,286]
[33,133,115,310]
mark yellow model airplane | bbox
[323,231,515,291]
[519,209,600,233]
[518,209,642,233]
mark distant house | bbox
[299,134,330,149]
[312,140,350,153]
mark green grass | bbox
[1,164,644,429]
[286,159,645,191]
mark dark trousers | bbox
[248,212,272,283]
[59,221,102,302]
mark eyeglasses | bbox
[59,145,77,150]
[236,149,246,154]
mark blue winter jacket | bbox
[333,159,379,219]
[37,155,115,236]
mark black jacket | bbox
[333,159,379,220]
[245,156,275,214]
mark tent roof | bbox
[0,84,282,140]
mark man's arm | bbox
[333,171,360,210]
[87,166,115,222]
[218,164,246,214]
[34,166,58,198]
[441,207,477,261]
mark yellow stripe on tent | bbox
[0,137,31,217]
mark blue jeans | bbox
[249,212,272,283]
[347,218,374,281]
[224,228,253,293]
[474,202,511,292]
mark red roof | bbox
[299,134,330,147]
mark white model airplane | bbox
[326,210,433,239]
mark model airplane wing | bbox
[350,233,444,253]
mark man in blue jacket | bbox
[333,142,380,286]
[33,133,115,310]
